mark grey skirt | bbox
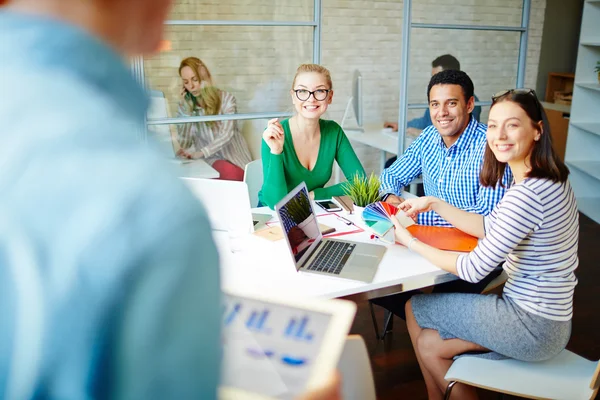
[411,293,571,361]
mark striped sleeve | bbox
[200,92,237,158]
[457,184,543,283]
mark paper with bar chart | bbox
[221,293,333,399]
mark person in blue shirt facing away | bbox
[0,1,340,399]
[371,70,512,321]
[383,54,482,168]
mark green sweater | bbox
[259,118,365,209]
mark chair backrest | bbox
[591,360,600,396]
[482,270,508,293]
[243,159,263,208]
[337,335,376,400]
[240,120,264,161]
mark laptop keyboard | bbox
[306,241,356,275]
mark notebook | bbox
[406,225,478,252]
[219,290,356,400]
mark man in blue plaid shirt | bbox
[380,70,512,226]
[373,70,511,323]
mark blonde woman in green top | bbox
[259,64,366,209]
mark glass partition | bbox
[168,0,314,22]
[144,25,314,118]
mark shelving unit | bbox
[564,0,600,223]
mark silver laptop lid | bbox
[275,182,323,271]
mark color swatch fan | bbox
[362,201,400,238]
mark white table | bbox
[177,159,219,179]
[215,204,456,301]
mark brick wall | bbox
[145,0,546,175]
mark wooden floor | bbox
[347,212,600,400]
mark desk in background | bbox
[177,159,219,179]
[215,199,457,301]
[343,123,420,194]
[344,123,399,171]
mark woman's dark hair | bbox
[427,70,474,104]
[480,89,570,187]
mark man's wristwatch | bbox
[381,193,395,202]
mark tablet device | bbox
[219,290,356,400]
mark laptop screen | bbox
[220,292,333,399]
[276,185,321,266]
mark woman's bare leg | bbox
[417,329,489,400]
[405,300,444,400]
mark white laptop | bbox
[147,92,194,164]
[219,290,356,400]
[275,182,385,283]
[181,178,271,233]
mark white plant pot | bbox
[352,205,367,229]
[298,214,320,239]
[353,205,365,216]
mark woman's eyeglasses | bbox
[294,89,330,101]
[492,88,537,102]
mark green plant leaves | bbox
[342,172,381,207]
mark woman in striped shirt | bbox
[391,89,578,400]
[176,57,252,181]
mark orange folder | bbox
[405,225,478,252]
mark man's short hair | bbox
[427,70,474,103]
[432,54,460,71]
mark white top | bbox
[457,178,579,321]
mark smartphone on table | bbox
[315,200,342,212]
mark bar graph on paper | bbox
[223,302,315,341]
[221,294,333,399]
[284,317,313,342]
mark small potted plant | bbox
[595,61,600,84]
[342,172,381,212]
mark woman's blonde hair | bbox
[291,64,333,90]
[179,57,221,117]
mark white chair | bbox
[443,349,600,400]
[337,335,376,400]
[244,159,263,208]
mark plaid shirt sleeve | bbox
[379,133,425,196]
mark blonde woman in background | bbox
[177,57,252,181]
